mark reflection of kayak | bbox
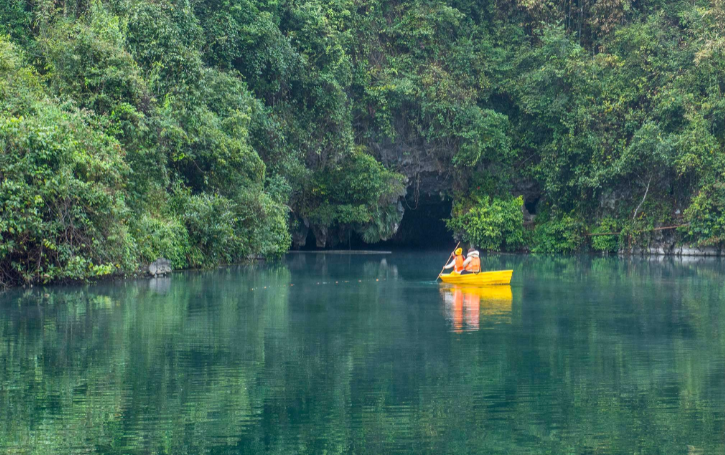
[440,284,513,331]
[439,270,513,285]
[449,285,512,302]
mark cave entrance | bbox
[375,195,452,249]
[297,195,453,250]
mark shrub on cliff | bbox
[446,196,524,252]
[683,180,725,248]
[531,215,586,254]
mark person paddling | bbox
[443,248,465,273]
[460,248,480,274]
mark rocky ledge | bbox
[147,258,172,276]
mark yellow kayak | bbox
[439,270,513,285]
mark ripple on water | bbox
[1,254,725,453]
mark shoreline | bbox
[3,248,722,292]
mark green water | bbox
[1,253,724,454]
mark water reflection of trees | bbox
[0,256,723,453]
[0,266,291,454]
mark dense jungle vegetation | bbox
[1,0,725,285]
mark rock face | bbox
[370,124,453,198]
[148,258,172,276]
[311,225,328,248]
[625,237,722,256]
[292,217,310,249]
[627,245,722,256]
[678,246,721,256]
[617,225,721,256]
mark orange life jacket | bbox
[465,256,480,272]
[454,255,464,272]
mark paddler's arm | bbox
[443,258,456,269]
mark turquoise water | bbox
[1,252,724,454]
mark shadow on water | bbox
[0,253,724,454]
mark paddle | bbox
[436,241,460,281]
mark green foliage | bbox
[683,180,725,247]
[532,214,586,254]
[0,38,136,285]
[0,15,292,286]
[590,218,622,253]
[124,0,205,90]
[42,3,148,116]
[0,0,31,44]
[4,0,725,282]
[300,148,406,242]
[447,196,524,251]
[170,187,291,267]
[130,214,191,269]
[357,203,405,244]
[452,108,512,168]
[172,191,245,266]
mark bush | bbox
[590,218,622,253]
[531,215,586,254]
[683,180,725,247]
[234,190,291,259]
[446,196,524,251]
[170,187,290,267]
[171,191,243,267]
[130,215,192,269]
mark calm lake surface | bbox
[1,252,724,454]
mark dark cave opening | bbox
[298,195,453,250]
[378,196,452,249]
[367,195,453,250]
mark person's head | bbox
[467,248,476,254]
[455,248,462,256]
